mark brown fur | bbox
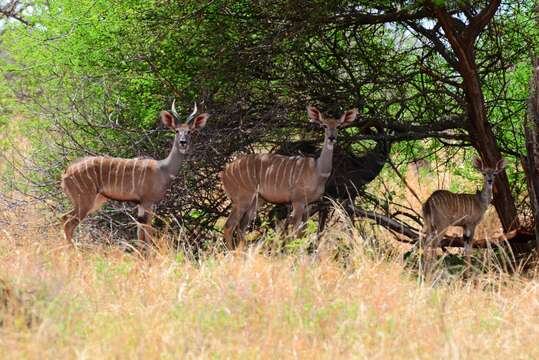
[221,105,358,249]
[421,157,508,272]
[221,154,320,205]
[61,102,209,246]
[422,190,484,241]
[61,157,167,246]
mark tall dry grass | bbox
[0,200,538,359]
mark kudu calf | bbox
[61,101,209,246]
[422,156,507,268]
[221,105,358,249]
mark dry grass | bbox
[1,202,539,359]
[0,139,537,358]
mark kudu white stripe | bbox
[421,156,508,272]
[221,105,358,250]
[61,101,209,246]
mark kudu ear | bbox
[161,111,176,129]
[472,156,484,171]
[190,113,209,130]
[307,106,323,125]
[495,158,508,173]
[338,108,358,127]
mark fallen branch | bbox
[353,206,526,248]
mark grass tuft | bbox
[0,201,538,359]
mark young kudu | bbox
[422,156,508,270]
[221,106,358,249]
[61,101,209,246]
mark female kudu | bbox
[221,105,358,249]
[422,156,508,271]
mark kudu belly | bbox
[63,156,158,203]
[223,154,322,205]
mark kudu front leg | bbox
[289,201,306,238]
[463,226,475,275]
[137,204,154,246]
[317,203,329,238]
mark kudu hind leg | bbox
[420,223,438,277]
[62,205,91,246]
[237,197,263,249]
[224,204,245,250]
[62,209,79,245]
[62,193,107,246]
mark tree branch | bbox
[333,7,433,26]
[0,1,29,26]
[466,0,502,43]
[354,207,521,248]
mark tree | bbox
[0,1,536,249]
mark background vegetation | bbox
[0,0,537,248]
[0,1,537,243]
[1,2,539,357]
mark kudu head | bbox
[161,100,209,154]
[306,106,358,149]
[472,156,508,192]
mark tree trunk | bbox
[461,63,519,231]
[430,1,519,232]
[525,58,539,253]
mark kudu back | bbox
[273,130,391,235]
[221,105,358,249]
[422,156,507,266]
[61,101,209,246]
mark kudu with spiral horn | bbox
[61,101,209,246]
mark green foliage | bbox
[0,0,537,242]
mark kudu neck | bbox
[159,135,186,177]
[478,177,493,209]
[316,133,334,178]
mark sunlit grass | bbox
[0,202,538,359]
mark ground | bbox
[0,201,538,359]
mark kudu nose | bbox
[179,140,187,146]
[329,135,336,142]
